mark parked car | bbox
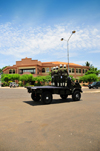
[9,82,19,88]
[88,81,100,89]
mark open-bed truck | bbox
[26,83,82,104]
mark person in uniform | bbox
[51,67,55,85]
[67,76,75,88]
[63,64,68,86]
[54,66,59,86]
[58,64,63,86]
[67,76,71,88]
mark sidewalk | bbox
[0,86,25,89]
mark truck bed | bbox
[26,85,70,90]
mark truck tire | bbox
[42,91,52,104]
[60,94,68,99]
[31,93,40,102]
[72,91,81,101]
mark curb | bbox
[82,91,100,93]
[0,87,25,89]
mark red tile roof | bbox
[42,61,82,67]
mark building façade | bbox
[3,57,89,79]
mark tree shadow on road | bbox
[23,98,82,106]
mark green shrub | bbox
[69,75,75,82]
[98,77,100,81]
[18,81,23,87]
[79,74,98,83]
[2,82,9,87]
[34,82,42,86]
[25,83,29,87]
[8,81,13,85]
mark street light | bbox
[61,30,76,75]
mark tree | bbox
[0,66,8,73]
[85,61,94,68]
[28,74,34,82]
[84,61,100,76]
[9,74,20,81]
[34,76,46,84]
[3,75,9,82]
[79,74,98,83]
[69,75,75,82]
[2,74,11,82]
[85,61,90,67]
[85,68,100,75]
[0,69,2,73]
[20,74,34,83]
[13,74,20,81]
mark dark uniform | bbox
[58,65,68,87]
[67,77,71,88]
[51,67,55,85]
[54,69,58,86]
[51,65,68,87]
[58,65,63,86]
[62,67,68,86]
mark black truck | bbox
[26,66,82,104]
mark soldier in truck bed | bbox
[67,76,75,88]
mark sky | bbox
[0,0,100,69]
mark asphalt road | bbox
[0,87,100,151]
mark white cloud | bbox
[89,50,100,53]
[0,22,100,59]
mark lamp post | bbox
[61,30,76,75]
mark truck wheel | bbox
[72,91,81,101]
[31,93,40,102]
[60,94,68,99]
[42,91,52,104]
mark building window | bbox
[42,68,45,73]
[19,68,36,74]
[46,68,49,73]
[85,69,87,73]
[21,68,36,74]
[19,69,23,74]
[13,69,15,74]
[72,68,74,73]
[76,69,78,73]
[79,69,81,73]
[69,68,71,73]
[83,69,84,73]
[9,69,12,74]
[51,67,53,71]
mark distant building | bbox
[3,57,89,78]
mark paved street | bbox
[0,87,100,151]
